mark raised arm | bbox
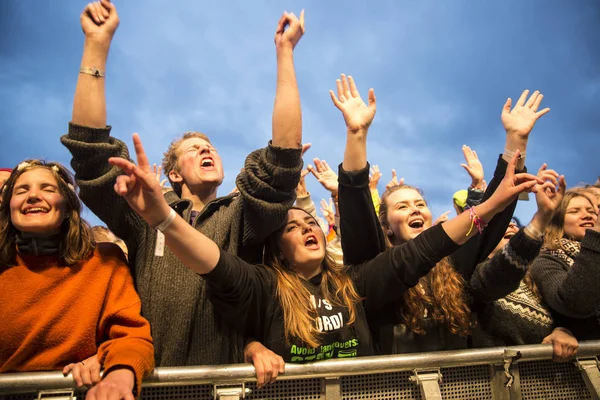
[451,90,551,278]
[353,159,543,313]
[501,89,550,170]
[61,1,145,245]
[233,11,305,249]
[329,74,384,265]
[72,0,119,127]
[471,166,565,302]
[272,10,305,149]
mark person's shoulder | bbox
[94,242,128,265]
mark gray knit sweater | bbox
[61,123,302,366]
[529,230,600,340]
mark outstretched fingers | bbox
[516,89,530,107]
[336,78,344,101]
[557,175,567,195]
[341,74,350,99]
[513,172,544,193]
[367,88,376,110]
[525,90,540,108]
[348,75,359,98]
[329,90,342,110]
[132,133,151,172]
[503,98,512,114]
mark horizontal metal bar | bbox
[1,341,600,394]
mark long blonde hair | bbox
[0,160,94,266]
[379,185,472,336]
[263,207,362,348]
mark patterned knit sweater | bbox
[529,230,600,340]
[61,123,302,366]
[471,228,552,347]
[0,243,154,395]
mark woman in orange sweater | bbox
[0,160,154,400]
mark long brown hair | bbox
[263,207,362,348]
[0,160,94,266]
[543,188,596,251]
[379,185,472,336]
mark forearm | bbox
[471,229,541,302]
[295,193,317,218]
[503,135,527,170]
[271,46,301,149]
[160,212,220,275]
[342,131,367,171]
[72,39,110,127]
[338,164,386,265]
[442,200,499,245]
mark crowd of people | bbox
[1,0,599,398]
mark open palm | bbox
[330,74,376,133]
[501,89,550,139]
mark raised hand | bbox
[307,158,338,196]
[369,165,382,191]
[152,163,167,187]
[320,198,335,226]
[534,164,565,221]
[486,150,543,212]
[108,134,172,227]
[274,10,305,50]
[385,169,405,191]
[460,145,484,189]
[81,0,119,44]
[501,90,550,139]
[330,74,376,134]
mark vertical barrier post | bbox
[576,358,600,400]
[324,377,342,400]
[410,369,442,400]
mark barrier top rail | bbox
[1,341,600,394]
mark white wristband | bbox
[154,209,177,233]
[504,148,526,160]
[524,223,544,241]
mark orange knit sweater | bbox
[0,242,154,394]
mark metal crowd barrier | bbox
[2,341,600,400]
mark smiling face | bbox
[9,168,67,235]
[383,187,433,244]
[563,195,597,241]
[169,137,224,194]
[278,208,326,277]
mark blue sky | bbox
[0,0,598,227]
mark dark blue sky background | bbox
[1,0,598,225]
